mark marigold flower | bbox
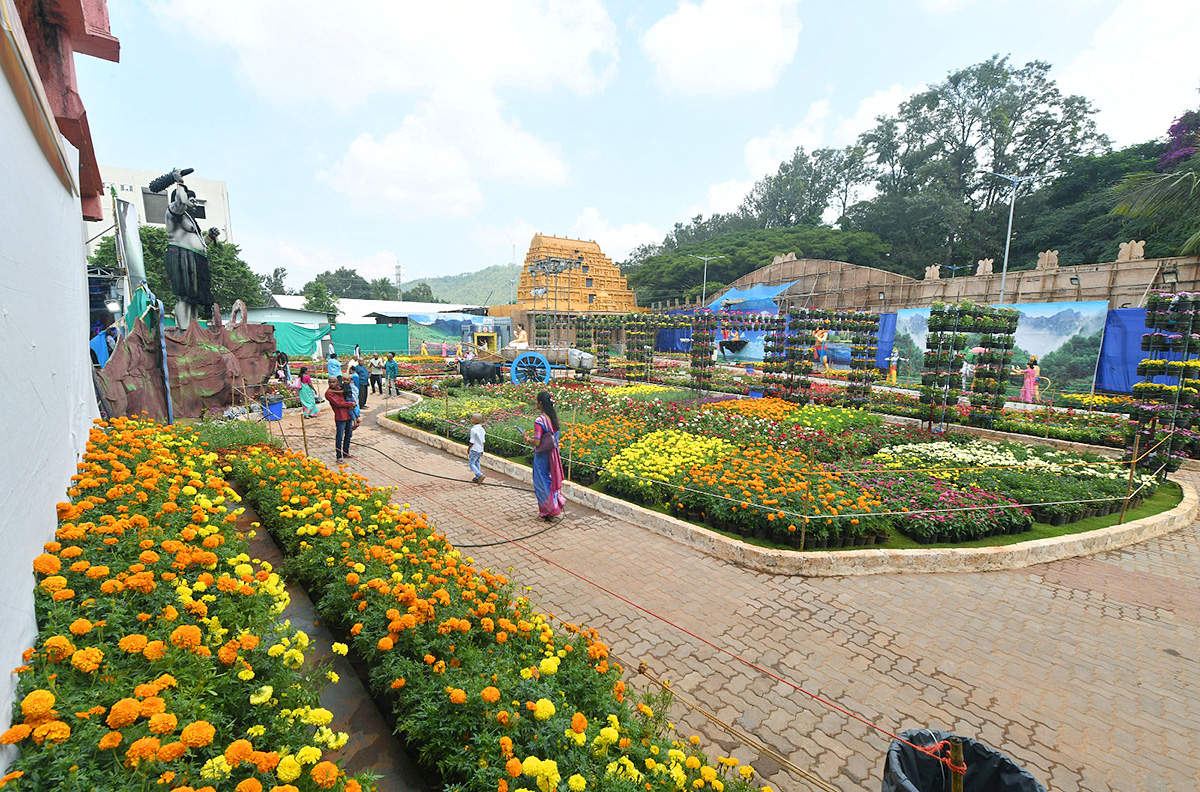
[118,634,148,653]
[276,755,303,783]
[143,640,167,660]
[170,625,202,650]
[311,761,339,788]
[225,738,254,766]
[125,736,160,765]
[20,690,55,719]
[180,720,216,748]
[0,725,32,744]
[68,618,93,635]
[98,731,122,750]
[140,697,166,717]
[481,686,500,704]
[447,688,466,704]
[148,713,177,734]
[157,740,186,761]
[43,636,74,662]
[376,637,393,652]
[506,758,523,777]
[571,712,587,734]
[32,553,61,575]
[390,678,405,690]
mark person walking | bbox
[353,359,370,408]
[368,354,384,393]
[325,375,357,462]
[526,391,565,520]
[468,412,486,484]
[384,352,399,395]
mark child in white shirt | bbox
[469,413,486,484]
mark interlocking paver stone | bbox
[277,404,1200,792]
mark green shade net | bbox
[269,322,332,356]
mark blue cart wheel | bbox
[511,351,551,385]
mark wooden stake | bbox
[949,738,964,792]
[1119,429,1141,524]
[567,402,579,482]
[299,409,309,456]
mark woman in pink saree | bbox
[1017,356,1040,403]
[529,391,566,520]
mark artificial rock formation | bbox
[97,303,277,420]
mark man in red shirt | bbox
[324,375,358,462]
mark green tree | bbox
[88,225,265,315]
[302,282,339,322]
[741,147,838,227]
[370,277,400,300]
[303,267,373,299]
[401,282,441,302]
[1113,157,1200,254]
[259,267,290,299]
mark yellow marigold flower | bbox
[295,746,322,765]
[303,708,333,727]
[70,646,103,673]
[20,690,54,720]
[700,766,717,783]
[200,756,232,779]
[276,754,303,782]
[533,698,555,721]
[684,756,700,770]
[330,642,348,655]
[568,774,587,791]
[180,720,216,748]
[249,686,273,705]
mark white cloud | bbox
[642,0,802,97]
[917,0,977,13]
[259,240,400,288]
[744,98,831,177]
[1059,0,1200,147]
[571,208,664,261]
[690,178,755,216]
[159,1,616,218]
[158,1,619,109]
[320,94,567,218]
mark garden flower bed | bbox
[227,446,760,792]
[4,417,370,792]
[393,385,1174,551]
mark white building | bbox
[270,294,479,324]
[84,164,234,255]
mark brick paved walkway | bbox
[277,402,1200,792]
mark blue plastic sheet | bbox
[875,313,897,370]
[1095,308,1144,393]
[707,281,797,313]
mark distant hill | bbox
[402,263,521,306]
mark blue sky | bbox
[75,0,1200,294]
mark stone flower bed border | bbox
[379,397,1198,577]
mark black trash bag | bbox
[882,730,1047,792]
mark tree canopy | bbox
[302,267,374,299]
[88,226,265,315]
[622,55,1199,304]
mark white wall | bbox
[0,76,98,765]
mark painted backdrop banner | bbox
[891,301,1108,394]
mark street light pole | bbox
[689,254,726,305]
[981,171,1043,304]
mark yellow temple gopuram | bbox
[514,234,638,314]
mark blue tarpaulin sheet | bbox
[1095,308,1146,393]
[875,313,897,370]
[707,281,797,313]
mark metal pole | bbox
[702,257,709,304]
[998,182,1016,304]
[1119,429,1141,525]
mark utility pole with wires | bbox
[689,254,726,305]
